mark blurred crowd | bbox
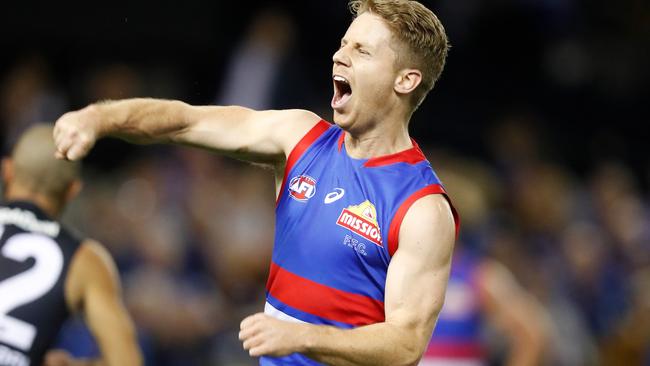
[1,0,648,365]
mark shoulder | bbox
[73,239,118,274]
[65,239,120,311]
[401,194,455,239]
[475,258,518,292]
[267,109,326,153]
[395,194,456,262]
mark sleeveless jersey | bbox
[420,250,485,366]
[0,201,82,366]
[263,121,458,365]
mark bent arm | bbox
[478,260,550,366]
[240,194,456,365]
[65,240,143,366]
[53,98,320,164]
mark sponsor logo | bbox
[289,175,317,202]
[324,188,345,204]
[336,200,382,246]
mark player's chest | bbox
[279,168,393,265]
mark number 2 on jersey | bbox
[0,226,64,351]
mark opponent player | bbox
[53,0,457,364]
[0,125,142,366]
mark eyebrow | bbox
[340,39,373,50]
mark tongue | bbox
[332,91,352,108]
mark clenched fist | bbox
[53,106,102,161]
[239,313,309,357]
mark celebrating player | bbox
[53,0,457,364]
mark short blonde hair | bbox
[349,0,449,109]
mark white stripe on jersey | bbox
[264,302,308,324]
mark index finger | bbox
[54,150,67,160]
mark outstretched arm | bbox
[53,98,320,164]
[239,194,456,366]
[50,240,143,366]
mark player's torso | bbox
[0,202,81,366]
[264,122,446,365]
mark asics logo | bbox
[324,188,345,204]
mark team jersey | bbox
[263,121,458,365]
[420,250,485,366]
[0,201,82,366]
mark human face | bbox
[331,13,400,129]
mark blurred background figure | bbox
[0,55,67,155]
[0,124,141,366]
[215,7,297,110]
[420,154,549,366]
[2,0,647,365]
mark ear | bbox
[394,69,422,95]
[64,179,83,204]
[1,158,13,186]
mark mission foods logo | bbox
[289,175,317,202]
[336,200,382,246]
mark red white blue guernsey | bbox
[263,121,458,365]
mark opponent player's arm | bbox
[239,194,456,366]
[53,98,320,164]
[477,259,549,366]
[60,240,143,366]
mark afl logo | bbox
[289,175,317,202]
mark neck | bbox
[5,185,63,218]
[344,114,412,159]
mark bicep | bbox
[173,106,321,163]
[384,194,456,346]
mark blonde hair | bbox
[11,124,80,198]
[349,0,449,109]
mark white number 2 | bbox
[0,226,64,351]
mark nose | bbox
[332,46,350,67]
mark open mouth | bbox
[331,75,352,109]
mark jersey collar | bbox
[337,130,427,168]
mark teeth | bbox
[333,75,349,84]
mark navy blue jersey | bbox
[0,202,82,366]
[263,121,458,365]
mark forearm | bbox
[302,322,424,366]
[91,317,143,366]
[504,340,544,366]
[504,320,546,366]
[88,98,194,144]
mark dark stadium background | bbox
[2,0,647,178]
[1,1,648,365]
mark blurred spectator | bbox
[83,63,144,103]
[215,7,297,110]
[0,55,67,154]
